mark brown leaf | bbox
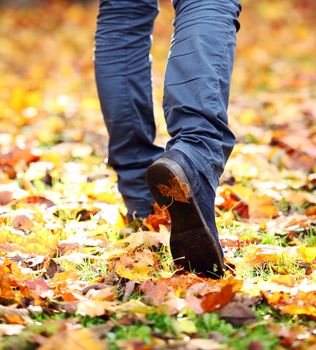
[25,279,48,302]
[76,208,100,221]
[45,259,61,279]
[219,301,256,326]
[271,131,316,171]
[85,286,116,302]
[248,341,264,350]
[142,280,169,306]
[17,196,55,207]
[82,283,116,302]
[58,242,80,256]
[0,191,13,205]
[0,145,40,169]
[82,283,109,295]
[13,214,33,231]
[123,280,137,299]
[76,300,114,317]
[185,295,204,314]
[249,194,280,219]
[156,175,190,203]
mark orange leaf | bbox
[217,189,249,218]
[0,146,40,168]
[261,288,316,318]
[156,175,190,203]
[201,279,243,312]
[17,196,55,207]
[4,314,26,325]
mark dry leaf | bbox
[157,175,190,203]
[13,214,34,231]
[0,191,13,205]
[37,328,105,350]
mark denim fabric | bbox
[95,0,241,217]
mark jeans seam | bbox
[205,27,230,177]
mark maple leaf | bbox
[156,175,191,203]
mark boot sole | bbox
[146,158,224,278]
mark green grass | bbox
[300,227,316,247]
[1,311,281,350]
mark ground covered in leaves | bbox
[0,0,316,349]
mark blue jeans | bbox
[95,0,241,218]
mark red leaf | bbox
[217,189,249,218]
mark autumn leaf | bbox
[17,196,55,207]
[216,188,249,218]
[0,145,40,169]
[200,279,243,313]
[261,290,316,318]
[142,275,242,314]
[0,191,13,205]
[37,328,106,350]
[157,175,191,203]
[13,214,34,231]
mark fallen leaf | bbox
[85,286,116,302]
[185,338,225,350]
[76,208,100,221]
[157,175,190,203]
[13,214,34,231]
[271,131,316,171]
[261,286,316,318]
[0,145,40,169]
[4,314,26,325]
[201,280,243,313]
[219,301,256,326]
[142,275,242,314]
[216,188,249,218]
[17,196,55,207]
[37,328,105,350]
[0,191,13,205]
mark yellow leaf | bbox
[115,261,153,282]
[38,328,105,350]
[172,318,197,334]
[297,247,316,264]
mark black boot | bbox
[146,149,224,278]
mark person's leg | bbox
[146,0,241,277]
[94,0,164,220]
[164,0,241,192]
